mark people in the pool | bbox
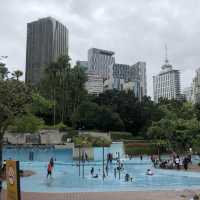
[50,157,54,168]
[90,167,94,176]
[47,162,53,178]
[93,174,98,178]
[114,168,117,178]
[146,169,154,175]
[125,173,133,182]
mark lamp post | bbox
[102,144,105,181]
[82,141,86,179]
[78,145,81,176]
[118,152,121,180]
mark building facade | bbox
[85,71,104,95]
[104,62,147,100]
[183,86,193,102]
[192,68,200,104]
[25,17,68,85]
[153,62,181,103]
[76,61,88,71]
[88,48,115,79]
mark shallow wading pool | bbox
[2,145,200,192]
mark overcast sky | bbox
[1,0,200,97]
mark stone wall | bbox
[4,129,66,145]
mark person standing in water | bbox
[50,157,54,168]
[114,168,117,179]
[47,162,52,178]
[90,167,94,176]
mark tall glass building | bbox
[25,17,68,85]
[88,48,115,79]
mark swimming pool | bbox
[3,145,200,192]
[6,159,200,192]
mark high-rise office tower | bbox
[192,68,200,103]
[131,62,147,97]
[25,17,68,85]
[153,47,181,103]
[104,62,147,100]
[88,48,115,79]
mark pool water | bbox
[3,144,200,192]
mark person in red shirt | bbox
[47,162,52,178]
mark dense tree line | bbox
[2,55,200,155]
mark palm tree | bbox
[12,70,23,81]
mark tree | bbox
[39,55,87,125]
[0,64,9,80]
[30,93,53,124]
[10,113,44,133]
[0,79,32,189]
[12,70,23,81]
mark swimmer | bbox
[93,174,98,178]
[146,169,154,176]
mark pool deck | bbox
[1,189,200,200]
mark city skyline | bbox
[1,0,200,97]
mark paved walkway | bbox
[1,190,199,200]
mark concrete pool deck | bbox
[1,189,200,200]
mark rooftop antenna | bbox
[165,44,169,64]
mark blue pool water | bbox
[3,144,200,192]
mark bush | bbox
[73,135,111,147]
[9,114,44,133]
[111,132,133,141]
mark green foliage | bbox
[0,64,9,80]
[71,101,124,131]
[9,114,44,133]
[0,79,32,139]
[148,99,200,152]
[93,90,163,135]
[11,70,23,81]
[73,134,111,147]
[39,55,87,125]
[110,132,133,141]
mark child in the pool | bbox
[146,169,154,175]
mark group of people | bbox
[151,153,192,170]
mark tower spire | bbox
[165,44,169,64]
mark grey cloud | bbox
[1,0,200,96]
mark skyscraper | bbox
[131,62,147,97]
[192,68,200,103]
[88,48,115,79]
[153,48,180,103]
[104,62,147,100]
[25,17,68,85]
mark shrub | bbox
[111,132,133,141]
[9,114,44,133]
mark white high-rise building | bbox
[85,71,104,95]
[88,48,115,79]
[153,52,181,103]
